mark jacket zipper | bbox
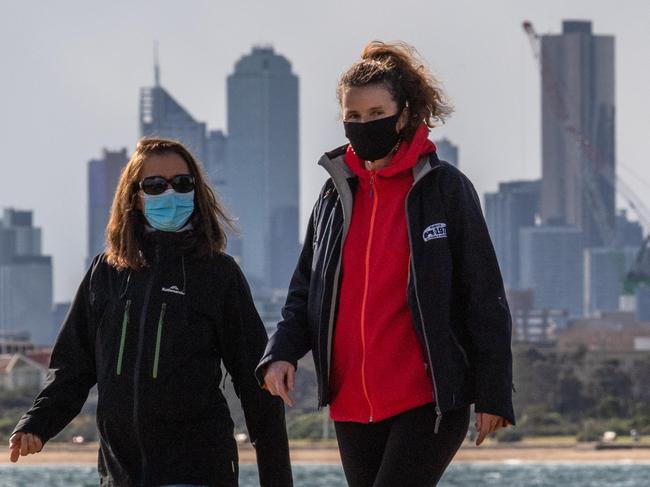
[405,180,443,434]
[116,300,131,376]
[152,303,167,379]
[359,172,378,421]
[132,245,159,484]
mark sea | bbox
[1,463,650,486]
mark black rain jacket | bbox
[256,148,516,429]
[14,231,293,487]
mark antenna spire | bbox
[154,41,160,86]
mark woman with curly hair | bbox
[259,41,515,486]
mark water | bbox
[1,463,650,486]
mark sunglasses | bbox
[139,174,195,195]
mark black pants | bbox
[334,403,470,487]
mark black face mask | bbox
[344,113,401,162]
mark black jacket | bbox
[256,148,516,428]
[14,231,293,487]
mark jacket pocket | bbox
[116,300,131,376]
[152,303,167,379]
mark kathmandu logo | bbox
[162,285,185,296]
[423,223,447,242]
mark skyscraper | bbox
[434,138,459,167]
[520,225,584,317]
[87,148,128,266]
[225,46,300,291]
[540,20,615,247]
[485,180,540,289]
[0,209,53,345]
[584,247,626,315]
[139,57,227,194]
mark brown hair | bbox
[337,41,453,140]
[105,138,236,270]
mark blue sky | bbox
[1,0,648,301]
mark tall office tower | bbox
[584,247,626,315]
[484,180,540,289]
[139,58,227,195]
[434,138,459,167]
[225,46,300,291]
[520,225,584,317]
[540,20,615,247]
[140,56,207,162]
[615,209,643,249]
[0,209,53,345]
[87,148,128,267]
[637,285,650,323]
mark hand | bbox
[474,412,511,446]
[263,361,296,407]
[9,432,43,462]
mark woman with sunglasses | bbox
[8,138,293,487]
[258,42,516,487]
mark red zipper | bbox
[360,171,378,422]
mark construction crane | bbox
[522,21,650,292]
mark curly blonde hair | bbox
[338,41,453,140]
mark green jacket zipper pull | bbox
[116,300,131,376]
[152,303,167,379]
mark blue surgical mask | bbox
[142,189,195,232]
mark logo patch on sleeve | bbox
[423,223,447,241]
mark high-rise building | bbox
[225,46,300,291]
[540,20,615,247]
[139,60,228,195]
[434,138,459,167]
[87,148,128,267]
[520,225,584,317]
[0,210,53,345]
[615,209,643,249]
[636,284,650,323]
[485,180,540,289]
[584,247,626,315]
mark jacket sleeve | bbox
[255,204,318,381]
[443,168,516,425]
[12,258,99,443]
[220,257,293,487]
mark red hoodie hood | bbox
[344,123,436,180]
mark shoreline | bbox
[3,441,650,466]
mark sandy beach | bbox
[3,441,650,466]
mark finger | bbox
[477,420,492,446]
[27,434,38,454]
[475,413,482,432]
[34,436,43,453]
[26,434,35,454]
[20,434,30,456]
[476,427,487,446]
[275,380,293,407]
[10,442,21,463]
[287,366,295,391]
[8,433,21,448]
[266,371,282,395]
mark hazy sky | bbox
[1,0,649,302]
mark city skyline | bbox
[1,1,649,301]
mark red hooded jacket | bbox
[329,124,437,423]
